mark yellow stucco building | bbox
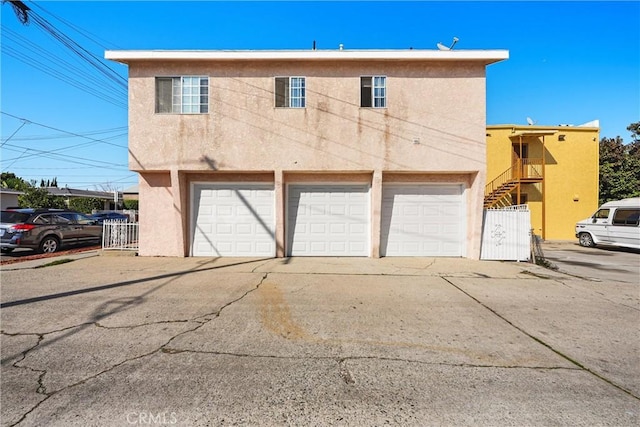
[486,122,600,240]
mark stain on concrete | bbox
[259,282,307,340]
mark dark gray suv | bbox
[0,209,102,254]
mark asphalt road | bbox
[542,241,640,284]
[1,256,638,426]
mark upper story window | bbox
[156,76,209,114]
[361,76,386,108]
[275,77,305,108]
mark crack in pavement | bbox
[156,347,584,372]
[7,268,636,425]
[3,333,46,387]
[442,277,640,401]
[6,273,270,427]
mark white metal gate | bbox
[481,205,531,261]
[102,220,139,251]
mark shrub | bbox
[69,197,104,213]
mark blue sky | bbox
[2,1,639,191]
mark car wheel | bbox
[1,248,14,253]
[39,236,60,253]
[578,232,595,247]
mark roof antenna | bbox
[437,37,459,51]
[313,40,316,50]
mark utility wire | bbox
[1,133,127,164]
[3,1,128,108]
[2,143,127,168]
[0,119,30,147]
[3,45,127,108]
[28,1,123,50]
[4,27,125,92]
[1,112,127,148]
[3,28,127,105]
[4,147,29,169]
[29,13,127,89]
[3,126,128,142]
[1,112,128,168]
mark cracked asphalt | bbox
[1,256,638,426]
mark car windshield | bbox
[1,211,31,223]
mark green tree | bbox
[123,199,139,210]
[69,197,104,213]
[1,172,31,191]
[599,122,640,204]
[18,187,66,209]
[627,122,640,143]
[39,177,58,187]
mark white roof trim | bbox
[105,49,509,64]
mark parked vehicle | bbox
[575,198,640,249]
[90,211,129,224]
[0,208,102,254]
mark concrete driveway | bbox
[542,241,640,283]
[1,255,638,426]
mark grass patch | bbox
[34,258,74,269]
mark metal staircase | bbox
[484,180,519,208]
[484,159,543,208]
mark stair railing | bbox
[485,161,519,198]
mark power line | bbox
[1,112,130,170]
[28,11,127,88]
[3,41,127,108]
[2,144,127,168]
[2,126,128,142]
[10,166,130,170]
[1,132,127,163]
[2,1,128,108]
[3,27,126,93]
[28,1,123,50]
[2,47,127,108]
[1,112,128,149]
[0,119,30,147]
[19,173,133,177]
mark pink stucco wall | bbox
[125,57,491,258]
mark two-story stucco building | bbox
[106,49,508,259]
[486,122,600,240]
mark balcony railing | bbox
[511,158,543,180]
[485,158,544,204]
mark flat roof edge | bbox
[105,49,509,64]
[488,124,600,131]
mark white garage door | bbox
[191,183,275,257]
[287,184,370,256]
[381,184,465,257]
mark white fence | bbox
[102,220,139,251]
[481,205,531,261]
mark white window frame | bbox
[360,75,387,108]
[275,76,306,108]
[156,76,209,114]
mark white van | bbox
[575,198,640,249]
